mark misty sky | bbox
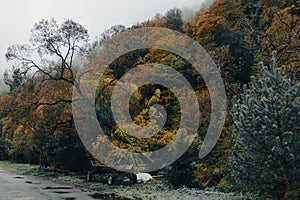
[0,0,205,85]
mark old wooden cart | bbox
[87,161,137,185]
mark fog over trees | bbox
[0,0,299,199]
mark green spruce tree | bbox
[232,52,300,199]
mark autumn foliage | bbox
[0,0,299,198]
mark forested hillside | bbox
[0,0,299,199]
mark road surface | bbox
[0,167,96,200]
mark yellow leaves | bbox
[1,117,12,133]
[194,163,223,187]
[147,91,160,107]
[141,20,159,28]
[136,31,188,69]
[134,113,149,127]
[187,0,241,44]
[61,106,72,121]
[154,88,161,97]
[0,93,12,113]
[213,167,221,174]
[114,128,129,139]
[0,62,75,162]
[155,130,174,145]
[214,15,227,26]
[219,178,229,187]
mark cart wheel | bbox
[87,171,93,182]
[108,174,114,185]
[129,173,137,184]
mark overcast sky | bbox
[0,0,207,89]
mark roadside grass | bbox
[0,161,40,174]
[0,161,246,200]
[55,175,85,184]
[0,161,83,185]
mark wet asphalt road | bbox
[0,168,95,200]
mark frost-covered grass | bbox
[0,161,40,174]
[109,180,245,200]
[0,161,245,200]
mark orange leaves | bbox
[262,5,300,78]
[0,62,76,164]
[186,0,241,45]
[1,117,12,136]
[265,6,299,49]
[35,105,45,119]
[14,125,24,135]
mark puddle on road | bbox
[53,190,71,194]
[43,186,73,190]
[25,180,41,185]
[14,176,24,179]
[63,198,76,200]
[89,193,134,200]
[43,186,73,195]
